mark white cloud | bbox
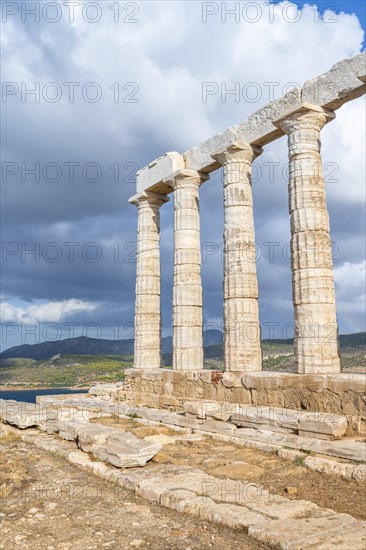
[1,1,365,341]
[334,260,366,293]
[0,299,97,324]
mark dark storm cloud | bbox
[1,1,365,348]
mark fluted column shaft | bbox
[278,105,341,373]
[129,192,169,369]
[168,170,207,370]
[213,142,262,372]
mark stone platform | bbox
[105,369,366,437]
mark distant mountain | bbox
[0,331,364,362]
[339,332,366,349]
[0,336,134,361]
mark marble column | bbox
[276,104,341,373]
[129,191,169,369]
[213,142,263,372]
[167,169,208,370]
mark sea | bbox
[0,388,88,404]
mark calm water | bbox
[0,388,88,404]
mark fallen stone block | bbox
[93,432,162,468]
[77,424,117,452]
[0,401,39,429]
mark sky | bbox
[1,0,365,350]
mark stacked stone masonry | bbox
[129,53,366,378]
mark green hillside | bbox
[0,333,364,388]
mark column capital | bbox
[163,169,209,191]
[211,141,263,165]
[129,191,169,209]
[274,102,336,134]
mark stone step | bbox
[3,397,363,463]
[231,428,366,462]
[183,400,349,439]
[21,431,366,549]
[248,513,366,550]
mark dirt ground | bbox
[94,417,366,521]
[0,431,271,550]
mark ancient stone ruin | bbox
[1,53,365,550]
[126,53,366,430]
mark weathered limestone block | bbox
[304,456,366,482]
[0,400,39,429]
[183,401,220,419]
[221,372,245,388]
[249,513,364,550]
[135,466,211,502]
[160,488,215,516]
[77,424,117,452]
[184,127,238,173]
[200,419,237,436]
[298,414,347,439]
[199,502,268,530]
[184,88,302,172]
[358,68,366,84]
[160,412,201,430]
[236,87,302,146]
[326,374,366,394]
[136,152,184,193]
[93,432,162,468]
[302,52,366,109]
[59,420,88,441]
[198,476,318,520]
[234,427,365,461]
[232,405,300,431]
[135,407,164,423]
[206,403,238,421]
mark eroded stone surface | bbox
[248,513,364,549]
[93,432,162,468]
[21,430,366,549]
